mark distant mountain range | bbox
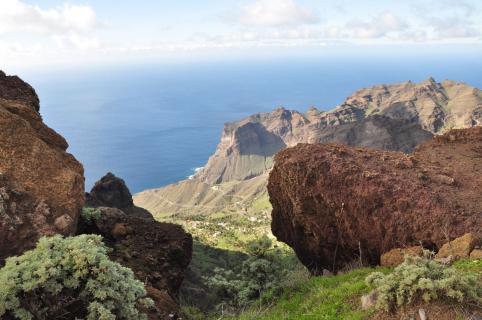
[134,78,482,217]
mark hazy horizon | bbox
[2,0,482,69]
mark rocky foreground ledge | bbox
[0,71,193,319]
[268,127,482,274]
[0,71,85,263]
[82,173,193,318]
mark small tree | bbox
[0,234,153,320]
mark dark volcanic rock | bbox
[80,207,193,318]
[268,127,482,274]
[87,172,134,208]
[0,71,84,264]
[86,172,152,218]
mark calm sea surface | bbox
[17,55,482,193]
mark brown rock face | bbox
[0,71,84,264]
[268,127,482,273]
[80,207,192,319]
[0,71,39,111]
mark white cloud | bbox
[412,0,481,40]
[52,34,101,50]
[428,16,480,39]
[0,0,100,35]
[324,11,408,39]
[343,12,407,39]
[239,0,318,27]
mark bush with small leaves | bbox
[205,235,283,308]
[246,234,272,258]
[366,253,482,312]
[0,234,153,320]
[81,207,102,223]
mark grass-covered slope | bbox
[232,259,482,320]
[230,267,386,320]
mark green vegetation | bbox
[81,207,102,223]
[226,256,482,320]
[453,258,482,273]
[205,235,284,309]
[232,267,389,320]
[0,234,153,320]
[366,253,482,312]
[163,193,273,251]
[165,194,305,317]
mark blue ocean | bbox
[17,52,482,193]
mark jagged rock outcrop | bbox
[0,71,84,264]
[86,172,152,218]
[268,127,482,274]
[82,174,193,318]
[135,78,481,218]
[87,172,134,208]
[0,71,39,111]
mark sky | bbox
[1,0,482,69]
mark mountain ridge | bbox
[134,77,482,218]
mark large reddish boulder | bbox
[0,71,84,264]
[268,127,482,273]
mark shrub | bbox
[246,234,272,258]
[81,207,102,223]
[205,235,283,307]
[366,253,482,312]
[0,234,153,320]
